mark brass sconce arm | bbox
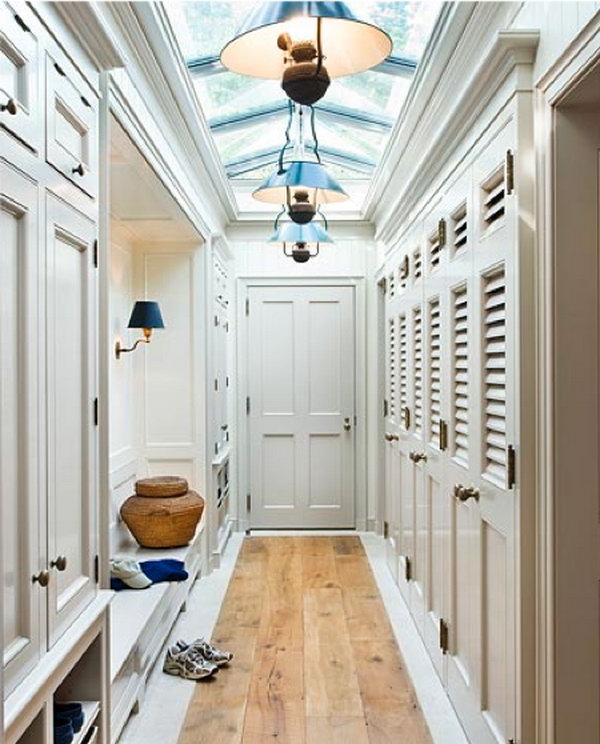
[115,328,152,359]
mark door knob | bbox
[453,484,480,502]
[409,451,427,463]
[1,97,18,115]
[32,570,50,587]
[50,555,68,572]
[72,162,85,176]
[343,417,352,432]
[385,433,399,442]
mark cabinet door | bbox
[0,1,42,153]
[45,53,98,198]
[46,194,97,647]
[1,162,43,695]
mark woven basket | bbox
[135,476,188,498]
[121,483,204,549]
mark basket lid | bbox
[135,476,189,498]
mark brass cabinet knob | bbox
[385,433,399,442]
[50,555,68,572]
[72,163,85,176]
[1,97,18,115]
[409,451,427,463]
[343,417,352,432]
[453,484,480,502]
[32,570,50,587]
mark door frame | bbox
[535,18,600,744]
[236,276,367,533]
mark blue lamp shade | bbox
[127,301,165,330]
[221,2,392,79]
[253,161,348,205]
[269,221,334,246]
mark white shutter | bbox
[413,305,423,435]
[413,247,422,281]
[399,313,408,417]
[482,167,506,229]
[452,285,469,464]
[482,267,507,484]
[388,271,396,298]
[428,298,441,445]
[388,317,396,421]
[429,230,442,272]
[452,202,468,255]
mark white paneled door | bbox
[247,285,355,528]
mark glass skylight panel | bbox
[168,1,443,184]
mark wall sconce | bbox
[115,301,165,360]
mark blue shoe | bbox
[55,702,84,733]
[54,720,74,744]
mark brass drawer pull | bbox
[453,484,480,502]
[32,570,50,587]
[409,451,427,463]
[72,163,85,176]
[50,555,68,572]
[1,98,18,115]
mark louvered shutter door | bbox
[452,202,468,255]
[428,298,441,445]
[429,231,442,271]
[482,267,507,484]
[483,169,506,229]
[413,248,422,281]
[413,306,423,435]
[388,317,396,422]
[399,313,408,424]
[453,286,469,463]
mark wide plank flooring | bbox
[178,537,432,744]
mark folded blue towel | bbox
[110,559,188,591]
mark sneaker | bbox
[176,638,233,667]
[163,644,218,680]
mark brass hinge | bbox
[226,376,230,388]
[507,445,516,489]
[93,239,98,268]
[383,398,389,418]
[215,443,218,455]
[401,405,411,430]
[214,378,218,392]
[94,555,100,583]
[383,520,389,539]
[245,297,250,316]
[380,276,387,294]
[438,218,447,247]
[246,396,250,415]
[506,149,515,195]
[405,556,412,582]
[399,254,409,281]
[246,493,252,512]
[439,618,449,654]
[93,397,99,427]
[439,419,448,451]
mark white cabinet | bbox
[382,85,534,744]
[46,195,98,646]
[0,161,42,696]
[0,1,42,154]
[212,252,230,459]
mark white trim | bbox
[236,277,368,533]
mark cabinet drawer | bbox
[45,53,98,198]
[0,2,42,152]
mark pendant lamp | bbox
[270,221,333,263]
[221,2,392,105]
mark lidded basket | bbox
[120,476,204,549]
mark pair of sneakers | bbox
[163,638,233,680]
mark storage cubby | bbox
[15,710,46,744]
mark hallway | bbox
[179,536,431,744]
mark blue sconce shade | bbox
[127,301,165,330]
[220,2,392,79]
[269,221,333,246]
[253,161,348,205]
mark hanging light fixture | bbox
[221,1,392,106]
[253,103,348,222]
[269,220,333,263]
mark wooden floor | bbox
[178,536,432,744]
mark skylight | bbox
[168,2,441,185]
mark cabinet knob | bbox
[409,451,427,463]
[50,555,68,572]
[385,433,399,442]
[453,484,480,502]
[32,570,50,587]
[343,417,352,432]
[1,97,18,115]
[72,163,85,176]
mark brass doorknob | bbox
[344,417,352,432]
[72,162,85,176]
[32,570,50,587]
[50,555,68,572]
[385,433,399,442]
[409,451,427,463]
[1,97,18,115]
[453,484,480,502]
